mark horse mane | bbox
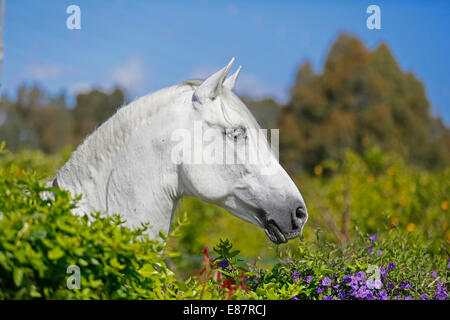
[62,82,196,174]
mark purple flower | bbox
[404,296,413,300]
[349,278,359,290]
[436,293,447,300]
[317,287,324,294]
[397,295,402,300]
[387,283,394,290]
[366,248,373,254]
[342,276,352,283]
[290,296,298,300]
[376,290,389,300]
[217,259,229,269]
[291,270,301,283]
[373,279,383,289]
[305,275,312,283]
[388,263,396,270]
[369,235,377,242]
[422,293,429,300]
[431,271,437,278]
[356,286,369,299]
[380,267,386,279]
[355,271,365,281]
[321,295,332,300]
[399,282,411,290]
[377,250,383,255]
[321,277,332,286]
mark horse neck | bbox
[56,85,194,236]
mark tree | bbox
[281,33,449,172]
[71,88,125,146]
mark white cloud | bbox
[188,66,218,80]
[23,63,64,81]
[234,73,287,102]
[110,57,145,94]
[68,81,94,96]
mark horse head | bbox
[176,58,308,244]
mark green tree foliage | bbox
[0,85,72,153]
[280,33,450,172]
[0,86,125,154]
[71,88,125,146]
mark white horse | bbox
[54,58,308,244]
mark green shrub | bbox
[0,156,190,299]
[0,144,448,300]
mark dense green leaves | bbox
[0,143,448,300]
[0,158,187,299]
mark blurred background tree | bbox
[0,33,448,174]
[279,33,450,173]
[0,86,126,153]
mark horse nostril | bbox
[292,206,307,230]
[296,206,307,220]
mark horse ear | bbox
[193,58,234,102]
[223,66,242,90]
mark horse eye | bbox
[225,126,247,141]
[233,126,247,140]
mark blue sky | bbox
[3,0,450,123]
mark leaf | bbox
[29,228,47,240]
[165,251,181,258]
[13,268,24,287]
[138,264,157,278]
[48,247,64,260]
[110,257,125,270]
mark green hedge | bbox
[0,144,448,300]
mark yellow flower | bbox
[314,165,323,176]
[398,197,407,207]
[390,217,399,227]
[441,200,448,211]
[406,223,415,232]
[387,166,395,176]
[384,181,393,191]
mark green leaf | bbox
[48,247,64,260]
[110,257,125,270]
[13,268,24,287]
[138,264,157,278]
[29,228,47,240]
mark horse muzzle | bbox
[263,205,308,244]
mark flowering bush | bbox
[183,231,448,300]
[249,231,449,300]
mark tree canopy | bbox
[278,33,449,172]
